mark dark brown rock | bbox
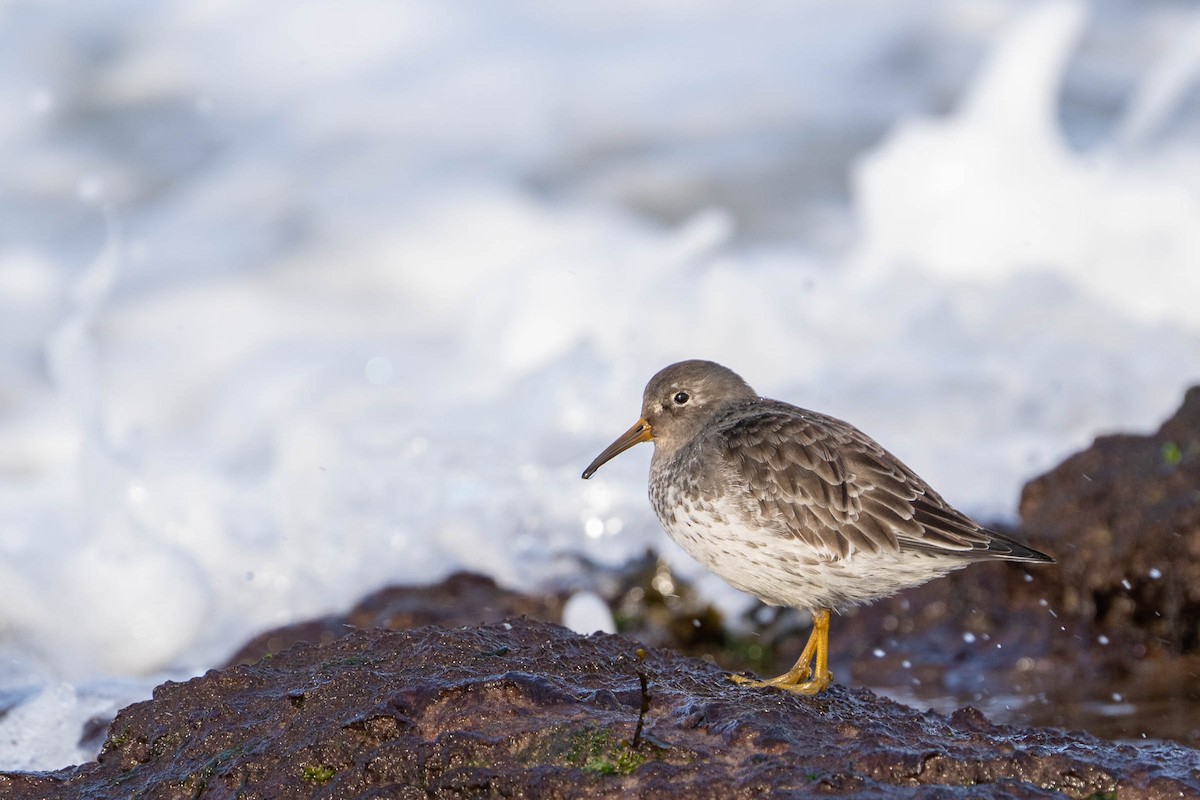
[1009,386,1200,741]
[227,572,565,666]
[3,618,1197,799]
[1019,386,1200,653]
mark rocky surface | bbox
[1020,386,1200,654]
[4,618,1199,800]
[226,571,565,666]
[1014,385,1200,740]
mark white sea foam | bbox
[562,591,618,636]
[0,0,1198,770]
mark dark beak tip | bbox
[581,418,651,482]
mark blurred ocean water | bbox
[0,0,1198,768]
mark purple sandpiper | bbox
[582,360,1054,694]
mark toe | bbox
[779,671,833,695]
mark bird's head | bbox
[581,360,756,478]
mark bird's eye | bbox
[673,391,690,405]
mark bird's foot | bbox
[728,667,834,694]
[775,671,833,695]
[728,668,807,687]
[729,607,834,694]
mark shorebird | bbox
[582,360,1054,694]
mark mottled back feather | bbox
[685,399,1050,564]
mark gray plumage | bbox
[650,364,1048,563]
[583,360,1054,693]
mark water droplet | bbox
[1148,567,1162,580]
[962,632,976,644]
[872,648,886,658]
[584,518,604,539]
[1097,635,1109,645]
[901,660,911,669]
[1111,692,1123,702]
[1121,578,1132,591]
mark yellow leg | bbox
[729,608,834,695]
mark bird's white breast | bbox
[650,478,965,612]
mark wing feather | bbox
[711,401,1031,562]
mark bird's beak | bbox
[581,418,653,479]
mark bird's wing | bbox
[714,404,1007,561]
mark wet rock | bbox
[227,572,565,665]
[3,618,1197,799]
[1019,386,1200,653]
[227,557,745,676]
[1013,385,1200,741]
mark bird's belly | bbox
[656,501,965,612]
